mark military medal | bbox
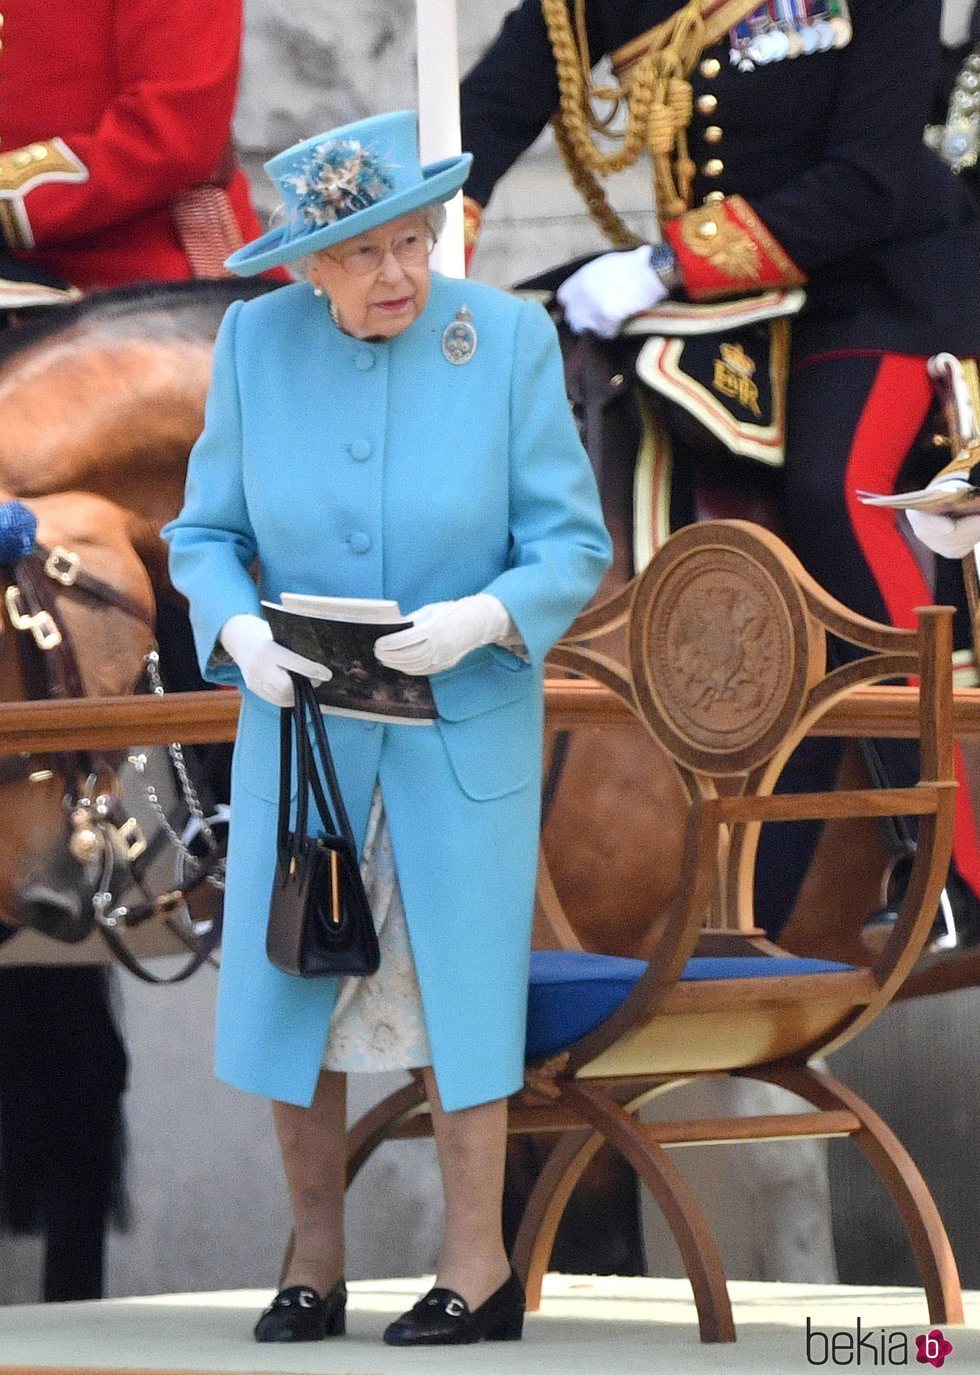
[730,16,757,68]
[442,306,478,365]
[730,0,850,67]
[825,0,852,47]
[805,0,852,49]
[773,0,804,56]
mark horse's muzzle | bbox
[18,881,93,944]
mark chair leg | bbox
[512,1128,600,1311]
[344,1077,428,1186]
[544,1083,736,1343]
[759,1066,963,1325]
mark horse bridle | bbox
[0,506,224,982]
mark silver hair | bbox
[421,200,447,239]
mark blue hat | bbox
[226,110,472,277]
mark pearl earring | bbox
[313,286,324,297]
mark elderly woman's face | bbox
[308,211,433,340]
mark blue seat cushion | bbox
[525,948,856,1062]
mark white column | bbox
[415,0,465,278]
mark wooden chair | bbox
[345,518,962,1343]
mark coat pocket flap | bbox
[431,648,533,722]
[436,700,539,801]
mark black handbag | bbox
[266,673,380,978]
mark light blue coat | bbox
[163,273,611,1112]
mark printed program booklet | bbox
[262,593,437,725]
[858,484,980,517]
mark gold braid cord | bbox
[542,0,707,244]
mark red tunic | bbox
[0,0,277,288]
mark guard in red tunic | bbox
[0,0,276,289]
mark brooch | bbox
[442,307,478,365]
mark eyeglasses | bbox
[327,228,434,277]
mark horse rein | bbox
[0,521,224,982]
[0,542,155,788]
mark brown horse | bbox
[0,283,279,936]
[0,282,269,523]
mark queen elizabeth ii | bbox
[163,110,611,1347]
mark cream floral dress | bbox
[322,783,432,1072]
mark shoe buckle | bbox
[297,1291,317,1308]
[444,1297,466,1317]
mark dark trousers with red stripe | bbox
[755,351,980,934]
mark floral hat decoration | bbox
[225,110,472,277]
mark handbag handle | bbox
[297,675,357,850]
[278,674,356,858]
[277,689,306,863]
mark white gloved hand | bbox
[219,613,332,707]
[556,246,670,339]
[373,593,514,676]
[906,479,980,560]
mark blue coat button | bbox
[348,530,372,554]
[354,349,376,371]
[348,439,372,462]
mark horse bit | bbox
[0,499,224,981]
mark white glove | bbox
[219,613,332,707]
[373,594,514,676]
[907,479,980,560]
[556,246,670,339]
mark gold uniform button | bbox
[697,220,719,239]
[699,57,721,79]
[704,125,723,144]
[703,190,725,204]
[703,158,724,177]
[28,143,48,160]
[0,14,6,26]
[696,93,718,114]
[11,150,31,167]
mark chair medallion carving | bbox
[632,523,821,773]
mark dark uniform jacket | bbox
[460,0,980,357]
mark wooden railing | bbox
[7,681,980,996]
[3,681,980,754]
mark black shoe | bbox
[253,1280,347,1342]
[863,902,957,955]
[864,884,960,956]
[383,1269,524,1346]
